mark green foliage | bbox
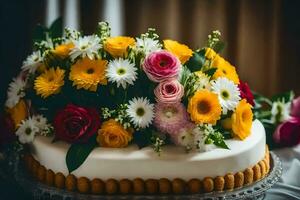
[213,41,225,53]
[206,131,229,149]
[33,17,63,42]
[185,49,206,72]
[96,21,111,43]
[271,90,294,102]
[49,18,63,39]
[101,104,132,129]
[151,133,165,156]
[206,30,225,53]
[140,28,160,40]
[66,135,98,173]
[204,67,217,77]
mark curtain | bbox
[124,0,291,97]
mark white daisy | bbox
[106,58,138,89]
[5,76,27,108]
[211,77,241,114]
[69,35,101,61]
[271,100,291,123]
[21,51,43,74]
[32,114,48,130]
[126,97,154,129]
[16,117,39,144]
[136,37,161,55]
[32,114,54,136]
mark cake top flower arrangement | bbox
[4,19,255,172]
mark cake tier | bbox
[30,120,266,181]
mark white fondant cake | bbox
[30,120,265,181]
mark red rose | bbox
[273,117,300,147]
[238,81,255,106]
[54,104,101,143]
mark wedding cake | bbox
[5,21,269,195]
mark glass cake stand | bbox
[14,152,282,200]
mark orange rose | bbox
[97,119,133,148]
[231,99,253,140]
[104,36,135,58]
[6,99,28,129]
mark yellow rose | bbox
[205,48,217,60]
[211,55,239,84]
[97,119,133,148]
[231,99,253,140]
[163,39,193,64]
[53,43,74,58]
[6,99,28,129]
[104,36,135,58]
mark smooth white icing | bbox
[30,120,266,181]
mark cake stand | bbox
[13,152,282,200]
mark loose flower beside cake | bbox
[4,21,257,173]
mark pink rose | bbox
[273,117,300,147]
[291,96,300,118]
[154,79,184,104]
[143,50,180,82]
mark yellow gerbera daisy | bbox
[187,90,222,125]
[231,99,253,140]
[104,36,135,58]
[163,39,193,64]
[69,57,108,91]
[53,43,74,58]
[211,55,240,84]
[34,67,65,98]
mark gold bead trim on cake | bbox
[23,146,270,195]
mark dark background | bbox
[0,0,300,198]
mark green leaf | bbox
[271,91,294,103]
[207,132,230,149]
[253,92,272,108]
[185,49,206,72]
[179,66,191,85]
[221,130,232,140]
[49,17,63,39]
[204,68,217,77]
[212,41,225,53]
[66,135,98,173]
[213,138,229,149]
